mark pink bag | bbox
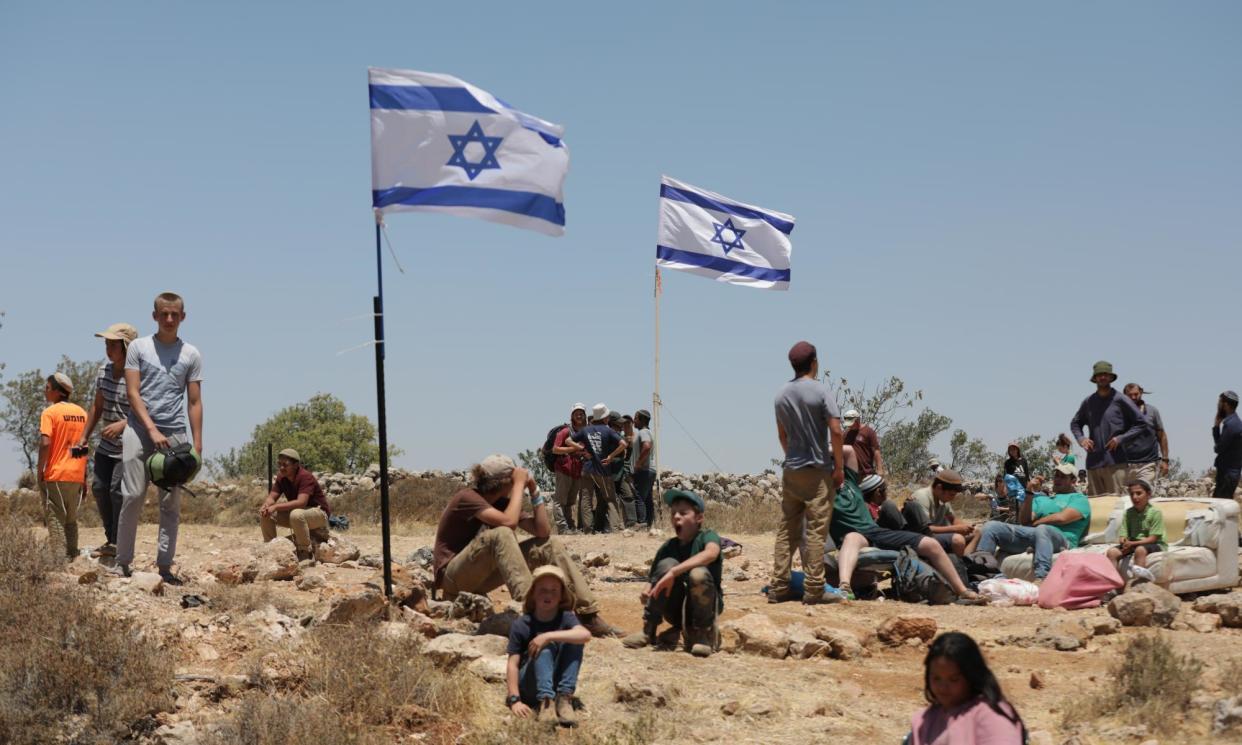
[1037,553,1123,610]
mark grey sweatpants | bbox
[115,427,186,568]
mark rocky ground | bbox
[42,517,1242,745]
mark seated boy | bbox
[622,489,722,657]
[1106,478,1166,572]
[860,474,905,530]
[506,565,590,726]
[905,470,973,556]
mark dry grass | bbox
[464,712,663,745]
[205,693,384,745]
[330,476,462,525]
[1068,633,1203,735]
[0,518,174,745]
[209,582,303,616]
[706,493,782,535]
[1219,659,1242,696]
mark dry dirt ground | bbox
[64,521,1242,744]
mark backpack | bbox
[541,424,567,471]
[963,551,1002,581]
[146,442,202,490]
[890,546,956,605]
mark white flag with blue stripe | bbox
[370,68,569,236]
[657,176,795,290]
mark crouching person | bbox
[623,489,722,657]
[433,454,621,637]
[506,566,589,726]
[260,449,331,560]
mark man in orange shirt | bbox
[38,372,89,560]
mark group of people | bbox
[545,403,656,534]
[36,292,204,585]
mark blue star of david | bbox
[446,120,502,180]
[710,218,747,254]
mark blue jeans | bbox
[633,470,656,527]
[518,642,583,704]
[977,521,1069,579]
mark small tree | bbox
[516,449,555,493]
[209,393,397,478]
[825,374,923,433]
[881,409,952,483]
[949,429,998,480]
[0,356,100,473]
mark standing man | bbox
[1213,391,1242,500]
[572,404,627,533]
[114,292,204,583]
[609,412,638,528]
[842,409,884,477]
[260,449,331,560]
[38,373,89,561]
[1122,383,1169,483]
[78,322,139,557]
[631,409,657,530]
[1070,361,1149,496]
[550,403,589,533]
[770,341,844,605]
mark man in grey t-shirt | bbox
[630,409,656,528]
[113,292,204,583]
[770,341,843,605]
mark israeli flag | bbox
[370,68,569,236]
[657,176,795,291]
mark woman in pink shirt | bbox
[908,632,1027,745]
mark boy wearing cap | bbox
[974,463,1090,581]
[1106,479,1165,572]
[114,292,204,582]
[904,470,973,556]
[77,322,138,557]
[550,403,589,532]
[38,373,89,560]
[1213,391,1242,499]
[843,410,884,478]
[1070,361,1150,496]
[860,475,906,531]
[622,488,722,656]
[260,449,332,560]
[570,404,627,533]
[434,455,621,637]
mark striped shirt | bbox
[95,362,130,458]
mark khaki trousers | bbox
[772,467,834,599]
[553,470,587,532]
[1126,461,1158,486]
[440,528,598,615]
[261,507,328,549]
[43,481,83,560]
[1087,464,1128,496]
[583,471,623,533]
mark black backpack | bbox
[541,424,567,470]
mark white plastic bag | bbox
[978,577,1041,607]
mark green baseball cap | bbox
[663,488,705,513]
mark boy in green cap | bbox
[623,489,722,657]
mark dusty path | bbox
[92,521,1242,743]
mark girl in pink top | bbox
[908,632,1027,745]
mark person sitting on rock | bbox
[904,470,973,557]
[433,454,621,637]
[908,632,1026,744]
[260,448,331,561]
[622,488,722,657]
[971,462,1091,581]
[860,474,906,530]
[506,565,590,726]
[832,446,986,604]
[1106,478,1166,573]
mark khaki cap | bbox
[278,448,301,462]
[95,322,138,343]
[933,469,964,487]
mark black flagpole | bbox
[374,214,393,599]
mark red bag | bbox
[1037,552,1123,610]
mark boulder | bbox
[359,554,383,568]
[721,613,789,659]
[315,537,361,565]
[1090,617,1122,636]
[318,583,386,625]
[1187,612,1221,633]
[1107,583,1181,627]
[1194,592,1242,628]
[466,656,508,682]
[786,624,829,659]
[252,540,300,581]
[814,627,866,660]
[614,679,671,707]
[203,554,257,586]
[876,616,937,646]
[389,564,429,612]
[295,574,326,591]
[1031,618,1094,651]
[407,546,435,569]
[450,592,493,622]
[583,551,610,568]
[424,633,507,666]
[244,605,301,641]
[399,607,440,638]
[130,572,165,596]
[476,610,520,638]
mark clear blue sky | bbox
[2,2,1240,486]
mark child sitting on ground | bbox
[622,489,723,657]
[1106,478,1166,573]
[908,632,1027,744]
[505,565,590,726]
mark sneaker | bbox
[802,593,843,606]
[579,613,623,639]
[622,622,658,649]
[106,563,132,578]
[685,625,715,657]
[536,698,554,721]
[766,589,798,604]
[655,626,682,648]
[159,571,185,587]
[555,693,577,727]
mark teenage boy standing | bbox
[38,373,89,560]
[113,292,203,583]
